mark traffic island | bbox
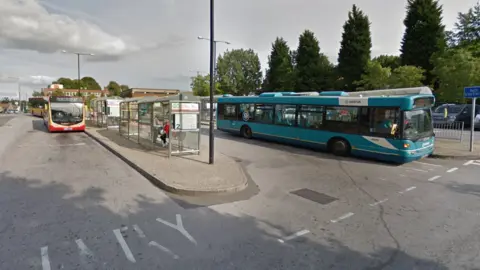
[430,138,480,160]
[85,127,248,196]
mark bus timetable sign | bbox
[50,96,83,103]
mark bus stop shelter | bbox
[119,97,143,140]
[120,93,201,157]
[91,97,123,129]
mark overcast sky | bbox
[0,0,477,97]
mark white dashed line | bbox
[447,167,458,173]
[428,175,441,182]
[278,229,310,243]
[379,178,387,181]
[330,212,354,223]
[405,168,429,173]
[413,161,442,167]
[113,228,136,263]
[369,198,389,207]
[399,186,416,194]
[400,174,407,177]
[41,246,51,270]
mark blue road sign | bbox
[464,86,480,98]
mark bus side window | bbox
[358,108,370,134]
[371,108,398,137]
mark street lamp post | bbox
[8,76,20,106]
[62,50,94,95]
[198,32,231,165]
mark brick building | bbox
[120,88,180,98]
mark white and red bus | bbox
[44,96,86,132]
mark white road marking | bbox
[369,198,389,207]
[113,228,136,263]
[428,175,441,182]
[447,167,458,173]
[49,143,86,147]
[41,246,51,270]
[405,168,429,173]
[379,177,387,181]
[400,174,407,177]
[277,229,310,243]
[464,160,480,166]
[132,224,146,238]
[399,186,416,194]
[413,161,442,167]
[330,212,354,223]
[120,226,128,232]
[156,214,197,245]
[148,241,180,259]
[75,239,94,258]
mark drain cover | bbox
[290,188,337,205]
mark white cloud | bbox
[0,0,183,61]
[0,74,55,85]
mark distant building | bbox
[42,87,108,98]
[120,88,180,98]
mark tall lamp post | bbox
[8,76,21,109]
[198,32,231,164]
[62,50,94,95]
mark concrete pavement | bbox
[84,127,248,195]
[1,116,480,269]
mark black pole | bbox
[208,0,215,164]
[77,53,81,95]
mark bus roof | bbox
[217,87,434,110]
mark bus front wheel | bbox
[240,125,253,139]
[329,138,350,157]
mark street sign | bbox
[464,86,480,98]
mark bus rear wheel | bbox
[240,125,253,139]
[329,138,351,157]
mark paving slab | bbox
[431,138,480,160]
[85,127,248,195]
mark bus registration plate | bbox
[64,127,72,131]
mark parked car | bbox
[433,104,480,129]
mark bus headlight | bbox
[403,143,410,148]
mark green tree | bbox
[354,61,391,90]
[81,77,101,90]
[190,74,220,96]
[52,89,64,96]
[400,0,446,84]
[372,55,401,70]
[216,49,262,95]
[337,5,372,91]
[432,48,480,103]
[53,77,101,90]
[32,91,43,97]
[295,30,334,91]
[106,81,121,96]
[264,37,295,91]
[120,84,129,91]
[388,66,425,88]
[446,2,480,56]
[1,98,9,103]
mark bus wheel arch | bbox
[327,137,351,156]
[240,125,253,139]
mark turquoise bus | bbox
[216,87,435,163]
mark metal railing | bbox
[434,121,465,141]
